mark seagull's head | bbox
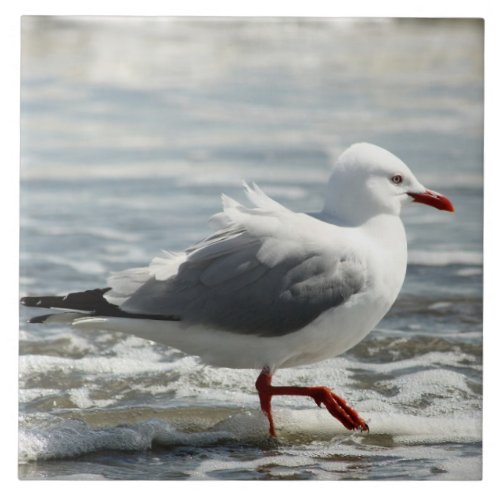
[323,143,454,224]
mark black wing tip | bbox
[20,288,113,309]
[20,296,40,307]
[21,289,182,323]
[27,313,53,324]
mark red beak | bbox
[408,189,455,212]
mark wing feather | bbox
[119,183,367,336]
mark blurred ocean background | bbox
[19,17,483,480]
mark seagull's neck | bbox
[362,214,408,303]
[361,213,406,247]
[314,210,407,258]
[316,208,402,230]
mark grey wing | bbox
[120,229,366,337]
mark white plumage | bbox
[70,143,453,370]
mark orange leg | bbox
[255,367,369,437]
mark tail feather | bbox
[28,312,88,324]
[21,287,181,323]
[21,288,114,312]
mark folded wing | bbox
[119,183,367,337]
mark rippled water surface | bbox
[19,17,483,480]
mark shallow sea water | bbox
[19,17,483,480]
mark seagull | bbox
[21,143,454,436]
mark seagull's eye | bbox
[391,174,403,185]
